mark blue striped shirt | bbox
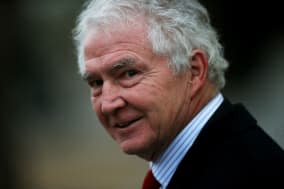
[150,93,224,189]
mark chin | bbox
[119,138,155,161]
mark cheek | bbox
[143,83,186,130]
[132,93,167,136]
[91,97,99,112]
[91,97,106,124]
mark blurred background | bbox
[1,0,283,188]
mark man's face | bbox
[83,23,192,160]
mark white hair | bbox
[73,0,229,89]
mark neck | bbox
[188,81,219,123]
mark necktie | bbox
[142,169,161,189]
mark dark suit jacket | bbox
[167,99,284,189]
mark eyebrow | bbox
[82,72,92,82]
[82,57,136,81]
[111,57,136,70]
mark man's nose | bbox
[100,82,126,115]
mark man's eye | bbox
[89,79,103,87]
[125,70,138,77]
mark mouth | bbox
[115,117,142,129]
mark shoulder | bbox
[167,99,284,188]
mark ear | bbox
[188,49,208,97]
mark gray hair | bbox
[73,0,229,89]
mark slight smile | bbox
[115,117,143,129]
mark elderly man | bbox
[73,0,284,188]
